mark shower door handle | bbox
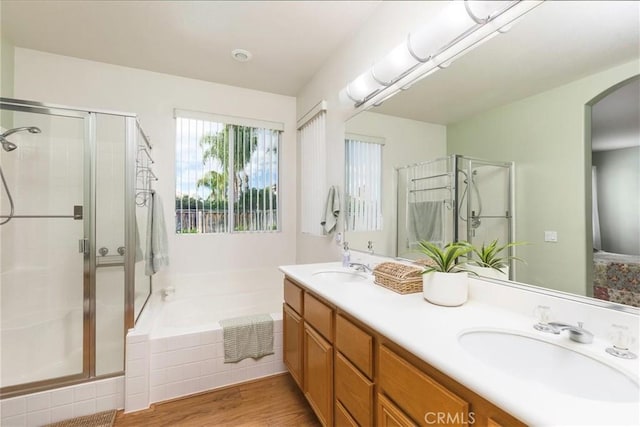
[78,238,89,255]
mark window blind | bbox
[345,137,383,231]
[298,106,327,235]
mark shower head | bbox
[0,126,41,152]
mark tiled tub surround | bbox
[0,377,124,427]
[124,279,285,413]
[281,262,640,426]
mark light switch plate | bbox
[544,230,558,242]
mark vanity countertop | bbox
[279,262,640,426]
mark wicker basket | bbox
[373,262,424,294]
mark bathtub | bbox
[128,277,286,410]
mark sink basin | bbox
[458,329,639,402]
[312,269,368,282]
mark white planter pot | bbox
[464,264,509,281]
[422,272,469,307]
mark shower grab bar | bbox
[0,205,83,219]
[137,147,154,163]
[411,173,450,182]
[409,185,451,193]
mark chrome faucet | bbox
[349,262,373,273]
[546,321,594,344]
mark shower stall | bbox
[397,155,514,275]
[0,98,154,398]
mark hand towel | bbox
[408,200,444,248]
[220,314,274,363]
[145,192,169,275]
[320,185,340,234]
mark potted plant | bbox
[418,240,475,306]
[467,239,526,280]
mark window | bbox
[175,110,281,233]
[345,135,383,231]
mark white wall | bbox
[345,111,446,256]
[447,60,640,295]
[13,48,297,293]
[295,1,448,263]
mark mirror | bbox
[344,1,640,307]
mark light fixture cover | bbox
[231,48,252,62]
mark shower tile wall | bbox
[0,376,124,427]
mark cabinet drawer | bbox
[336,313,373,379]
[335,401,359,427]
[379,345,469,426]
[305,293,333,341]
[335,352,373,426]
[377,394,417,427]
[284,278,303,315]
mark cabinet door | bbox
[377,394,418,427]
[304,323,333,427]
[335,352,373,426]
[283,303,303,388]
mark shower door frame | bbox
[0,98,139,398]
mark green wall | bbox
[447,60,639,296]
[1,35,15,98]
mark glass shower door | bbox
[0,105,90,393]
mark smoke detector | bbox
[231,49,252,62]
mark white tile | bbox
[2,414,26,427]
[183,378,202,396]
[1,397,26,418]
[50,388,74,407]
[273,319,283,333]
[96,395,118,412]
[26,393,50,412]
[199,374,218,391]
[127,342,147,360]
[126,333,148,344]
[126,376,147,396]
[150,369,167,387]
[115,376,125,390]
[73,383,96,402]
[166,365,183,383]
[149,385,166,404]
[164,382,186,400]
[116,390,125,410]
[126,359,146,378]
[231,368,249,383]
[213,371,233,388]
[150,352,167,369]
[214,330,223,344]
[200,344,217,360]
[72,400,96,418]
[215,357,232,373]
[200,359,216,376]
[183,362,200,379]
[273,332,283,349]
[26,409,50,427]
[181,347,201,364]
[200,331,217,345]
[167,333,199,351]
[96,379,118,397]
[50,404,73,424]
[125,393,149,413]
[165,350,183,367]
[150,338,168,354]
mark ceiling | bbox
[1,1,638,126]
[0,0,381,96]
[374,1,640,125]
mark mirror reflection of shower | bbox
[458,169,482,230]
[0,126,42,225]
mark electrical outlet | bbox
[544,230,558,242]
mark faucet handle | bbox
[606,324,638,359]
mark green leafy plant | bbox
[417,240,475,274]
[470,239,526,273]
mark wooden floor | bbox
[114,374,320,427]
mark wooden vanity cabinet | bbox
[283,303,303,388]
[304,323,333,426]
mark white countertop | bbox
[280,262,640,427]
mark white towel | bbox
[145,192,169,275]
[320,185,340,234]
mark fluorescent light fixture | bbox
[343,0,544,110]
